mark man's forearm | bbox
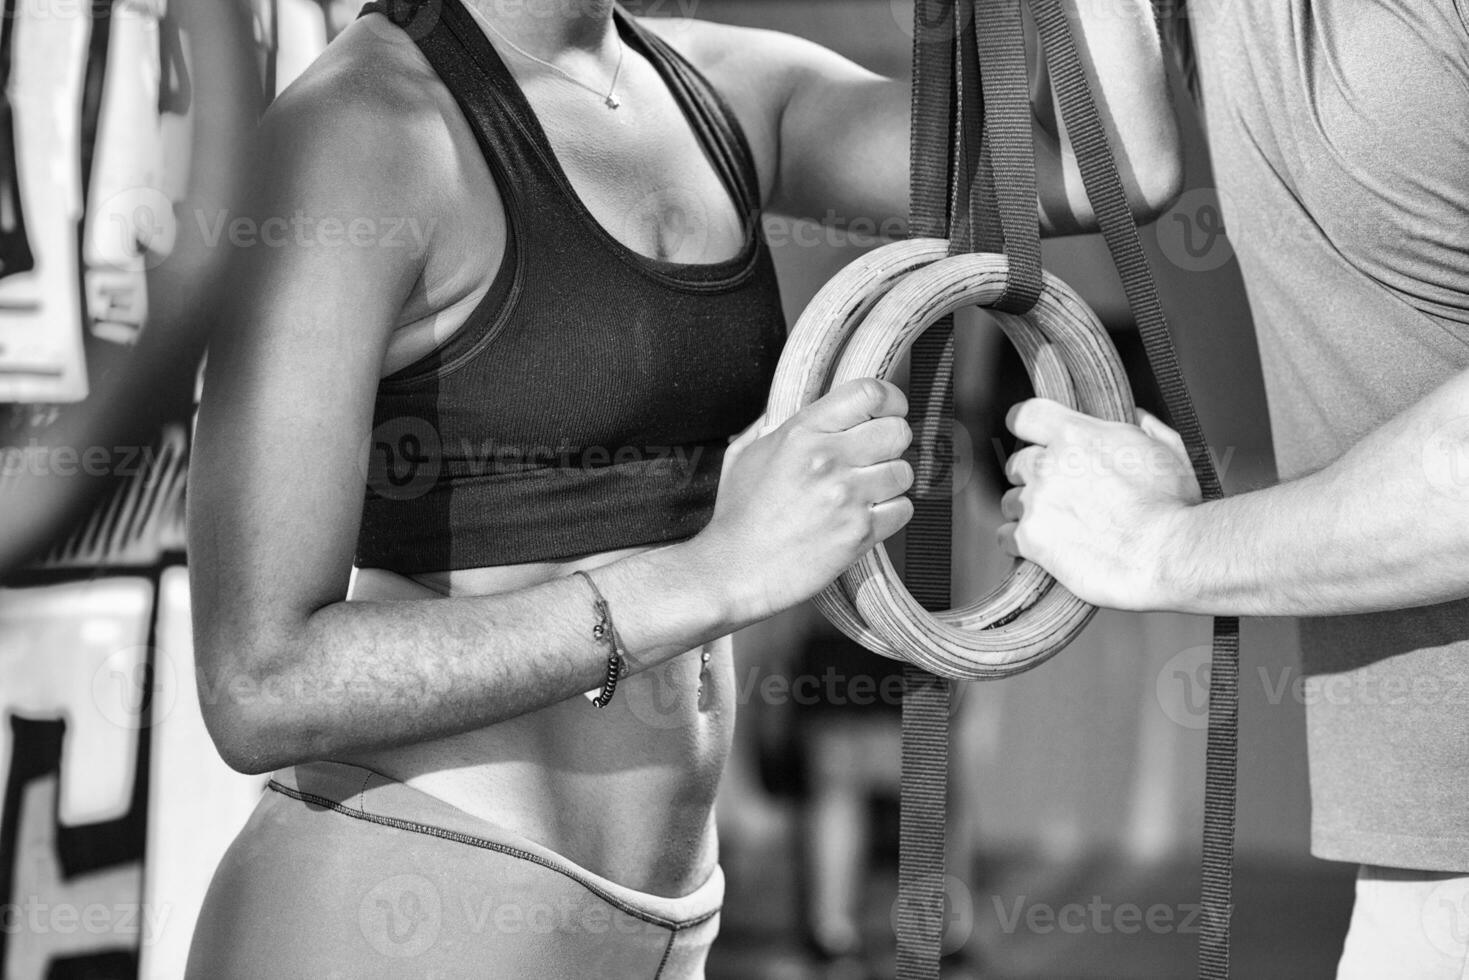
[202,539,742,773]
[1157,372,1469,617]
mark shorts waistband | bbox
[268,760,723,930]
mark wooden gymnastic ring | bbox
[765,239,1135,679]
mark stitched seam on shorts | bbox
[653,928,677,980]
[357,768,373,814]
[267,780,719,931]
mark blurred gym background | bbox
[0,2,1354,978]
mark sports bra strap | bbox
[617,12,762,217]
[358,0,764,220]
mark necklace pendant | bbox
[605,93,620,109]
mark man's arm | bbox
[998,368,1469,617]
[189,54,915,775]
[694,0,1181,234]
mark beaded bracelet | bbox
[574,570,627,707]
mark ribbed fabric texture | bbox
[896,2,957,976]
[354,0,786,572]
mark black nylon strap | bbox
[947,0,983,252]
[899,0,959,976]
[971,0,1042,312]
[1200,614,1240,976]
[896,326,953,980]
[901,0,1042,973]
[898,294,954,980]
[1027,2,1237,976]
[896,663,951,980]
[909,0,956,240]
[948,0,1042,316]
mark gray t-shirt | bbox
[1195,0,1469,871]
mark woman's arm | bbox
[693,0,1181,234]
[188,57,916,775]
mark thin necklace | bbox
[465,4,626,109]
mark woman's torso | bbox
[348,556,736,900]
[317,5,782,898]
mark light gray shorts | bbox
[186,760,724,979]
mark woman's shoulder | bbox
[262,17,450,161]
[249,18,466,208]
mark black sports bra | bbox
[354,0,786,573]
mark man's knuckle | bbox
[1058,419,1086,444]
[894,418,914,450]
[882,466,902,498]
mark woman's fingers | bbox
[728,412,767,451]
[800,378,908,433]
[837,415,913,467]
[870,494,915,543]
[852,458,916,504]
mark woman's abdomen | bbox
[343,556,735,898]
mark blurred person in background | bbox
[184,0,1182,974]
[1001,2,1469,976]
[751,602,906,970]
